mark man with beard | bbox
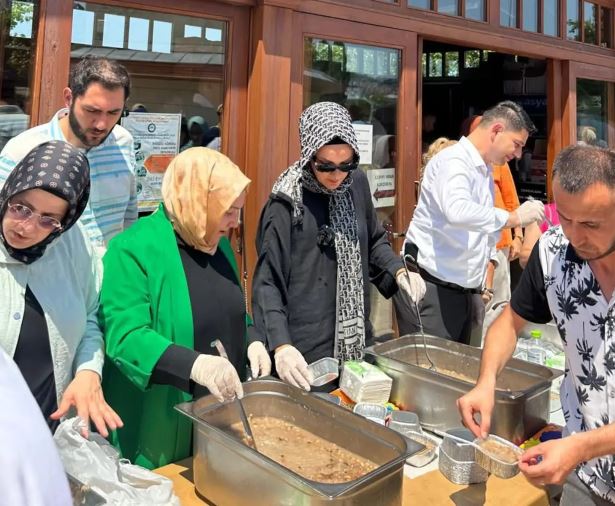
[458,145,615,505]
[0,56,136,252]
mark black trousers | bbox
[393,279,479,345]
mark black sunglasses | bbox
[312,157,358,173]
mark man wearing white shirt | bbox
[402,101,545,343]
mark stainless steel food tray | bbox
[365,334,563,443]
[176,379,423,506]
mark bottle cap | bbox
[530,329,542,339]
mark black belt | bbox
[403,242,481,295]
[418,267,482,295]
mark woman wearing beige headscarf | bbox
[99,148,270,469]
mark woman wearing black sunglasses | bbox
[252,102,422,390]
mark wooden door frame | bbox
[289,12,419,248]
[563,61,615,150]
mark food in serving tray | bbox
[229,416,377,483]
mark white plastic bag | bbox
[54,417,180,506]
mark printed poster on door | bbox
[352,123,373,165]
[366,168,395,208]
[121,112,181,212]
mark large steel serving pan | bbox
[176,379,421,506]
[365,335,563,443]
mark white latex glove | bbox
[247,341,272,378]
[274,345,313,391]
[396,268,426,304]
[190,354,243,402]
[516,200,545,227]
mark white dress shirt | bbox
[405,136,509,288]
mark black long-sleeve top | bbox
[252,169,404,364]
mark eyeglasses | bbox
[6,202,63,231]
[312,158,358,173]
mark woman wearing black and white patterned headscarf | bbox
[0,140,122,436]
[252,102,418,390]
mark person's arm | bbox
[520,423,615,486]
[251,200,293,352]
[458,242,553,437]
[358,171,404,298]
[499,165,524,260]
[99,238,178,391]
[519,222,541,268]
[435,156,510,234]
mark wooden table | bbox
[155,458,549,506]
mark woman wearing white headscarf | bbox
[99,147,270,469]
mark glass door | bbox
[294,15,418,338]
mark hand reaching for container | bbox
[190,354,244,402]
[50,369,123,439]
[457,382,496,439]
[274,345,313,391]
[247,341,272,378]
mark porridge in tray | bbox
[478,439,519,464]
[229,416,377,483]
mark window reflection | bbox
[0,0,38,150]
[501,0,518,28]
[577,79,611,148]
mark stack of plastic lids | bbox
[339,361,393,404]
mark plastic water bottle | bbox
[526,329,547,365]
[513,337,529,361]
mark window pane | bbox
[601,7,613,48]
[408,0,431,9]
[422,53,427,76]
[577,79,611,148]
[438,0,459,15]
[71,10,94,45]
[465,0,485,21]
[445,52,459,76]
[184,25,202,38]
[0,0,39,150]
[523,0,538,32]
[152,20,172,53]
[543,0,559,36]
[567,0,580,40]
[103,14,125,48]
[583,2,597,44]
[128,17,149,51]
[501,0,518,27]
[429,52,442,77]
[464,50,481,68]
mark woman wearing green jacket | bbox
[99,148,271,469]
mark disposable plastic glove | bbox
[190,354,243,402]
[247,341,272,378]
[274,345,313,391]
[516,200,545,227]
[396,268,426,304]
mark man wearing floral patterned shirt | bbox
[459,145,615,505]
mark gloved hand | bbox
[516,200,545,227]
[396,268,426,304]
[274,345,313,391]
[190,354,243,402]
[247,341,272,378]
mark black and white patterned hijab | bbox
[272,101,366,362]
[0,140,90,264]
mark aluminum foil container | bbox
[352,403,387,425]
[474,435,523,479]
[388,411,421,435]
[439,446,489,485]
[309,357,340,387]
[176,379,422,505]
[404,431,438,467]
[442,428,476,461]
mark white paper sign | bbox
[121,113,181,212]
[366,168,395,208]
[352,123,373,165]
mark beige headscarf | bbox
[161,147,250,254]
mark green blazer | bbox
[99,205,249,469]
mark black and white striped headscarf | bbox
[272,102,365,362]
[0,140,90,264]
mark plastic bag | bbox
[54,417,180,506]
